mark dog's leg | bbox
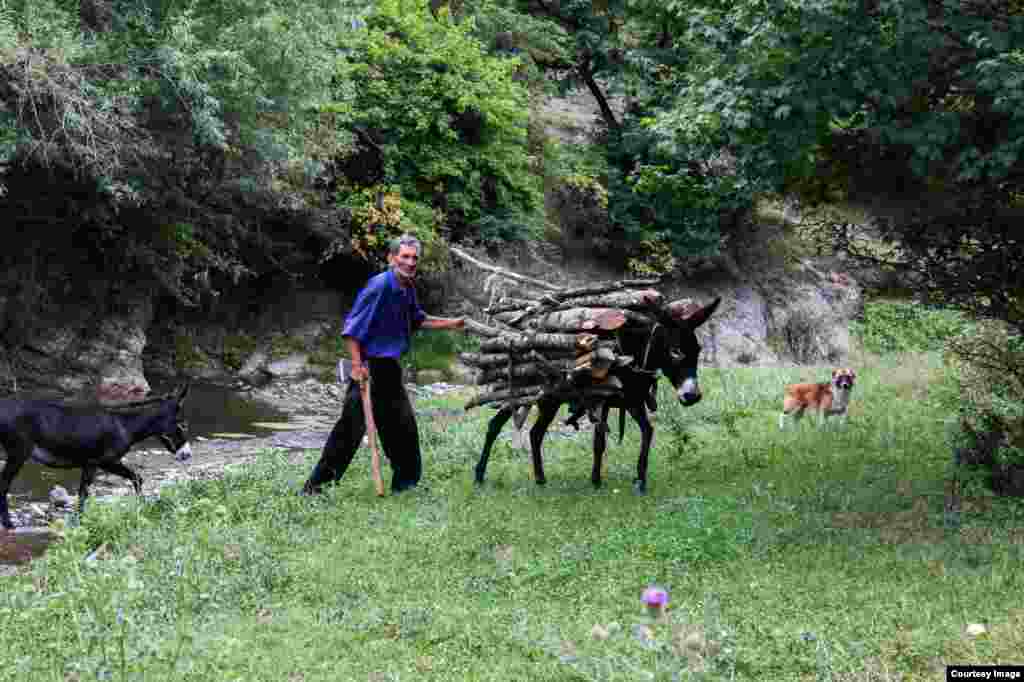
[782,407,804,430]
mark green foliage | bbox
[852,300,971,355]
[327,0,542,241]
[946,322,1024,473]
[7,359,1024,680]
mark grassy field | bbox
[2,352,1023,681]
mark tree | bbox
[325,0,542,246]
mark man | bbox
[303,234,465,495]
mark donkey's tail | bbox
[618,406,627,444]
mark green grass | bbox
[3,353,1024,681]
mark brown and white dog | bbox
[779,369,856,429]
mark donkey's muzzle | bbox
[175,443,193,462]
[678,378,702,406]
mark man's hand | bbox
[350,361,369,383]
[421,316,467,331]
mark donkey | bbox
[474,297,720,493]
[0,384,192,529]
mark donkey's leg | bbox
[474,405,516,485]
[76,465,98,519]
[529,399,561,486]
[0,443,31,529]
[98,460,143,496]
[627,404,654,495]
[591,403,612,488]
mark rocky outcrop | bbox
[2,292,153,397]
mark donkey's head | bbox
[156,383,192,462]
[653,297,721,406]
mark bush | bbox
[852,300,970,355]
[945,322,1024,496]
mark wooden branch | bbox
[514,307,627,334]
[463,318,506,338]
[465,381,625,411]
[499,286,664,327]
[485,298,536,314]
[459,349,576,368]
[465,385,547,410]
[553,289,663,311]
[553,279,661,301]
[479,331,598,353]
[475,358,574,385]
[449,245,561,292]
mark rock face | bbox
[668,261,862,368]
[1,250,862,398]
[3,292,153,397]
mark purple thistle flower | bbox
[641,586,668,621]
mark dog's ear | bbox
[832,369,839,378]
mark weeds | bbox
[2,357,1023,680]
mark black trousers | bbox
[303,358,422,494]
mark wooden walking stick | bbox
[357,373,386,497]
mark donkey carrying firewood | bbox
[472,296,720,493]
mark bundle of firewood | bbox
[451,247,665,412]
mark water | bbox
[3,381,289,502]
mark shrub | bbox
[853,300,970,355]
[945,322,1024,496]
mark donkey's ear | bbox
[669,296,721,329]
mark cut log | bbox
[552,279,661,301]
[465,385,547,410]
[556,288,664,310]
[479,331,599,353]
[485,298,536,315]
[521,307,627,334]
[512,290,665,323]
[459,349,576,368]
[475,359,574,385]
[463,319,507,338]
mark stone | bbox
[48,486,72,509]
[447,360,479,385]
[265,354,311,378]
[239,350,271,379]
[416,369,445,384]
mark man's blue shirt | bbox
[342,269,427,358]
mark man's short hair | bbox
[389,234,421,256]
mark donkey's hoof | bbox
[633,480,647,495]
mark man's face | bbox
[390,245,419,282]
